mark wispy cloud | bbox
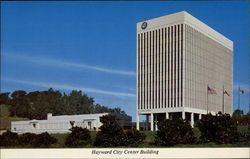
[5,53,135,76]
[5,78,136,98]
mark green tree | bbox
[94,115,126,147]
[25,89,63,119]
[241,112,250,125]
[60,90,95,115]
[232,109,244,125]
[155,119,196,146]
[31,132,57,147]
[109,107,126,115]
[232,109,250,125]
[197,113,239,144]
[124,128,146,147]
[93,104,128,116]
[65,126,91,147]
[93,104,109,113]
[7,89,128,120]
[0,92,10,105]
[9,90,28,117]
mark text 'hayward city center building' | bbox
[136,11,233,130]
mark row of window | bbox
[137,24,184,110]
[137,23,232,111]
[183,24,232,110]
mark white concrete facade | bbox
[136,11,233,130]
[11,113,108,134]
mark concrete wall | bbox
[184,24,232,114]
[11,112,132,134]
[11,113,108,134]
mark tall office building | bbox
[136,11,233,130]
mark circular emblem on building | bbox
[141,22,147,29]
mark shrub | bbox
[0,131,18,146]
[18,133,37,145]
[31,132,57,147]
[94,115,126,147]
[155,119,196,146]
[124,128,146,147]
[197,113,239,144]
[65,126,91,147]
[0,131,57,147]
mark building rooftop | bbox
[137,11,233,50]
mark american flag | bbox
[224,90,230,96]
[239,89,244,94]
[208,86,217,95]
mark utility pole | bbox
[222,85,224,114]
[238,85,240,110]
[207,85,209,114]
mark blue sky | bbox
[1,1,249,121]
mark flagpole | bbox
[207,84,208,114]
[238,85,240,110]
[222,85,224,114]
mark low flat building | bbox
[11,113,132,134]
